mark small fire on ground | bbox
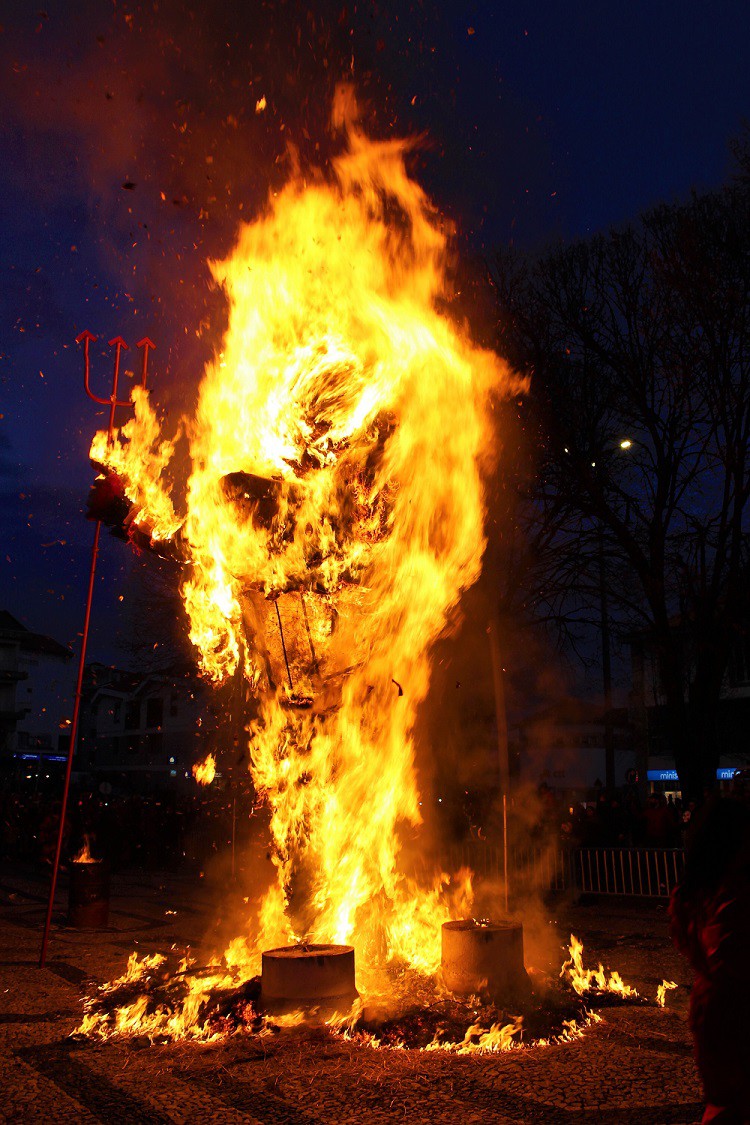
[656,980,678,1007]
[560,933,638,998]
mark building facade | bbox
[629,628,750,793]
[77,663,225,785]
[513,699,636,796]
[0,610,72,767]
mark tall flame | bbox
[92,92,516,978]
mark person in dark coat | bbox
[669,797,750,1124]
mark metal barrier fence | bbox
[182,828,685,901]
[442,843,685,900]
[572,847,684,899]
[512,846,568,893]
[444,841,567,893]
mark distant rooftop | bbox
[0,610,72,659]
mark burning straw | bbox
[73,94,659,1055]
[88,87,520,986]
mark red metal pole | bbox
[38,519,102,967]
[39,329,151,967]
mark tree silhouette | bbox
[492,163,750,798]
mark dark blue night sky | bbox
[2,0,749,663]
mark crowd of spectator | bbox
[0,782,259,872]
[0,773,729,879]
[536,782,699,850]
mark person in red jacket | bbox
[670,797,750,1124]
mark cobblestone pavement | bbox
[0,863,703,1123]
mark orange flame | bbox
[76,952,241,1042]
[90,91,517,985]
[192,753,216,786]
[656,979,677,1007]
[560,934,638,998]
[73,836,99,864]
[424,1015,523,1053]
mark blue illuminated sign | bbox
[647,768,740,783]
[14,753,67,763]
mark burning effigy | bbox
[76,91,657,1049]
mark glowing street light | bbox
[619,438,633,449]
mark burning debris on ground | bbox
[74,934,667,1055]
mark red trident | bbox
[39,330,156,969]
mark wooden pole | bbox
[231,795,237,880]
[502,793,509,915]
[489,623,510,914]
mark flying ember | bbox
[89,88,516,990]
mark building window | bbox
[727,634,750,687]
[146,731,163,757]
[146,697,163,729]
[125,700,141,730]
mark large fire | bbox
[91,88,513,987]
[81,94,666,1054]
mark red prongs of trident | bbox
[75,330,156,437]
[39,330,156,969]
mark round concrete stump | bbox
[441,920,530,1004]
[261,944,357,1015]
